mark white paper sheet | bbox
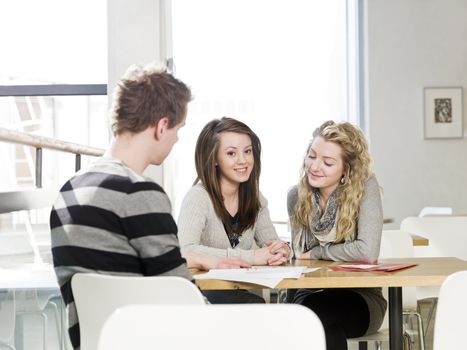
[194,266,320,288]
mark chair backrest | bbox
[400,216,467,260]
[379,230,414,259]
[71,273,205,350]
[433,271,467,350]
[379,230,416,310]
[97,304,326,350]
[418,206,452,217]
[0,290,15,345]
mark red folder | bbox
[329,262,417,272]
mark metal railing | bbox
[0,127,105,268]
[0,127,105,188]
[0,126,105,213]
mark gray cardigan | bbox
[178,183,279,264]
[287,175,384,262]
[287,175,387,334]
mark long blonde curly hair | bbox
[291,120,373,242]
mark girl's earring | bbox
[340,177,345,184]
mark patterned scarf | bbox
[310,188,339,236]
[292,187,340,256]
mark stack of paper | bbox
[194,266,319,288]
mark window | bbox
[0,0,108,190]
[167,0,360,226]
[0,1,108,265]
[0,0,107,85]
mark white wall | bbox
[105,0,467,219]
[107,0,167,183]
[366,0,467,227]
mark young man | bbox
[50,63,249,349]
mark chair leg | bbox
[16,311,47,350]
[413,312,426,350]
[403,331,412,350]
[48,300,63,350]
[0,340,16,350]
[418,297,437,341]
[262,289,271,303]
[40,312,47,350]
[276,289,287,303]
[424,298,437,344]
[404,310,426,350]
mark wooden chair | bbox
[71,274,205,350]
[97,304,326,350]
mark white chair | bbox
[0,290,16,350]
[71,274,205,350]
[432,271,467,350]
[401,216,467,345]
[349,230,425,350]
[13,288,64,350]
[97,304,326,350]
[401,216,467,261]
[0,229,63,350]
[418,207,452,217]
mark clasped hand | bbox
[254,240,290,266]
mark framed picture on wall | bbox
[424,87,463,139]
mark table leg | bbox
[389,287,403,350]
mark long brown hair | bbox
[292,120,373,242]
[194,117,261,234]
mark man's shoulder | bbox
[62,158,165,195]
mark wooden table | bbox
[410,234,429,246]
[195,257,467,350]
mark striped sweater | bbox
[50,156,192,350]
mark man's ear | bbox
[154,117,169,141]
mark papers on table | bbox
[194,266,320,288]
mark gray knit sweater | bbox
[177,183,279,264]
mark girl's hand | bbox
[253,246,276,265]
[184,253,251,270]
[264,240,290,259]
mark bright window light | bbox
[168,0,359,223]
